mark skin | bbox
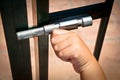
[50,29,106,80]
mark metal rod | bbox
[17,16,92,40]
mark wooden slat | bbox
[26,0,39,80]
[36,0,49,80]
[94,0,114,60]
[39,36,49,80]
[0,0,32,80]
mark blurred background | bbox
[0,0,120,80]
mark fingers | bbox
[56,44,74,62]
[50,29,73,61]
[52,29,70,35]
[50,29,79,62]
[50,29,96,74]
[52,37,71,53]
[51,33,69,45]
[51,29,72,45]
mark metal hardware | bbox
[17,16,92,40]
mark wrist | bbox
[78,56,97,73]
[71,54,96,73]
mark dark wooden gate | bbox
[0,0,114,80]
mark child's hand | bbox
[50,29,93,73]
[50,29,106,80]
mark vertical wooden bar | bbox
[36,0,49,80]
[39,36,49,80]
[94,0,114,60]
[0,0,32,80]
[26,0,39,80]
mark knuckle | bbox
[54,45,58,51]
[51,38,55,43]
[51,38,57,45]
[58,51,64,58]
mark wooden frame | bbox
[0,0,114,80]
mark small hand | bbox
[50,29,106,80]
[50,29,93,73]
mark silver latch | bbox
[17,15,92,40]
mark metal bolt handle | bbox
[17,16,92,40]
